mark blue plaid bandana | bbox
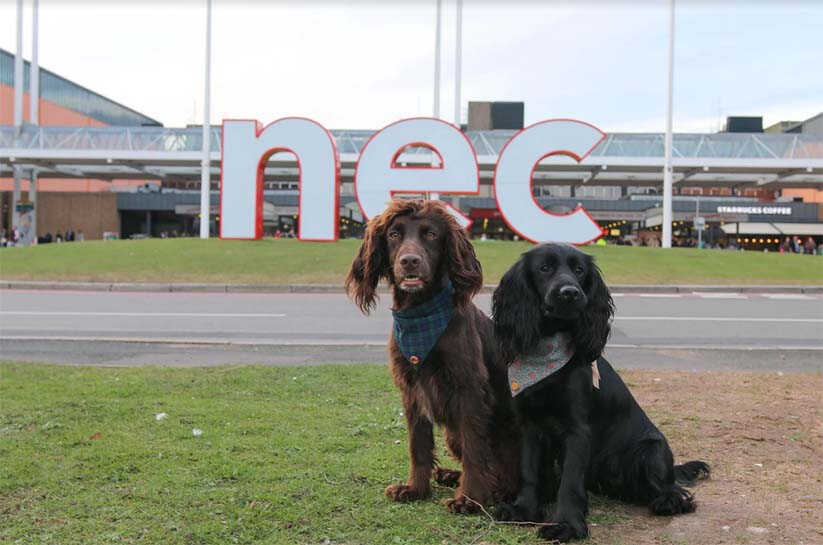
[392,281,456,369]
[508,332,574,396]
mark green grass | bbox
[0,362,629,545]
[1,238,821,285]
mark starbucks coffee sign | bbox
[717,205,792,216]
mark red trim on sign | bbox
[219,117,340,241]
[296,118,340,242]
[390,142,444,169]
[218,118,256,240]
[352,117,480,230]
[469,208,501,219]
[492,118,606,246]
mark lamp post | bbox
[199,0,212,239]
[430,0,443,199]
[662,0,675,248]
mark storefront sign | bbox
[220,117,605,244]
[717,205,792,216]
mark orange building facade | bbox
[1,47,161,195]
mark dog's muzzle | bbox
[544,283,587,317]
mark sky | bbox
[1,0,821,133]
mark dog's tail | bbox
[674,460,710,487]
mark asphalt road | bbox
[1,289,821,371]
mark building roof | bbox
[0,48,162,127]
[2,125,823,190]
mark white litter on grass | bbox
[754,463,763,467]
[747,527,768,534]
[394,440,401,445]
[192,428,203,437]
[721,526,730,532]
[155,413,168,421]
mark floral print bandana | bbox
[508,332,574,396]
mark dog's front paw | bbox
[538,517,588,543]
[385,483,429,503]
[493,501,539,523]
[433,467,461,487]
[443,494,480,515]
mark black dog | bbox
[492,243,709,542]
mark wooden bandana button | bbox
[409,355,420,365]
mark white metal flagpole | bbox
[454,0,462,128]
[29,0,40,245]
[14,0,23,131]
[433,0,442,120]
[12,0,24,239]
[199,0,212,239]
[30,0,39,125]
[662,0,675,248]
[430,0,442,200]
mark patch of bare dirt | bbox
[578,369,823,545]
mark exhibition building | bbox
[2,47,822,249]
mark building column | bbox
[12,167,22,242]
[146,210,152,236]
[27,169,37,244]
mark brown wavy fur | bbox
[345,199,519,513]
[345,199,483,314]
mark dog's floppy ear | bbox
[345,218,389,314]
[445,223,483,308]
[492,256,543,362]
[574,258,614,362]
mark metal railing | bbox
[3,124,822,159]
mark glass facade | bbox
[1,48,161,127]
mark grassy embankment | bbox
[1,238,821,285]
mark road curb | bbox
[2,280,821,294]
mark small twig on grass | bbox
[462,494,557,527]
[461,494,558,545]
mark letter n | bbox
[220,118,339,240]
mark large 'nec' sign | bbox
[220,117,605,244]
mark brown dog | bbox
[345,199,519,513]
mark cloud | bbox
[1,1,820,131]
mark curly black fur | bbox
[492,243,710,542]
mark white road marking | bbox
[692,292,748,299]
[606,343,823,351]
[615,316,822,323]
[0,311,286,318]
[0,335,385,346]
[637,294,683,298]
[762,294,814,300]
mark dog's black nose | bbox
[399,254,421,269]
[558,285,583,303]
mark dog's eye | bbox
[388,230,401,240]
[425,230,437,240]
[539,264,552,273]
[575,266,585,277]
